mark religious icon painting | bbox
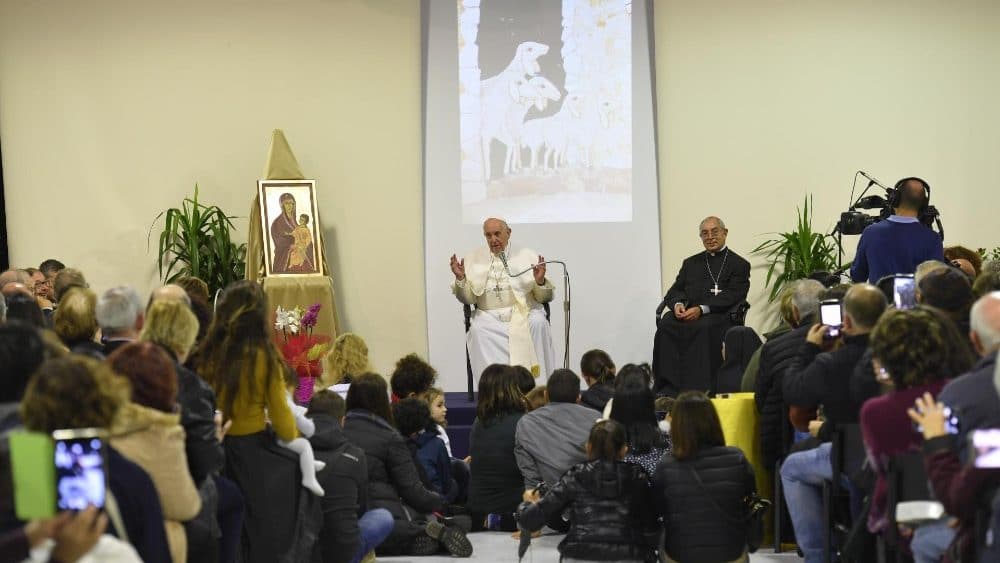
[258,179,323,277]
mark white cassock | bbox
[452,244,556,382]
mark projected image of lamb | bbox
[458,0,633,223]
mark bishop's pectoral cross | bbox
[710,284,722,296]
[493,281,503,300]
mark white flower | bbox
[275,306,290,332]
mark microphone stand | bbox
[509,261,571,370]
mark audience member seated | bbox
[517,419,659,562]
[654,391,757,563]
[390,353,437,402]
[0,323,47,435]
[106,342,202,563]
[907,393,1000,563]
[175,275,211,304]
[755,278,825,469]
[512,365,537,396]
[525,385,548,412]
[24,267,54,314]
[741,288,796,392]
[342,373,470,557]
[197,280,316,563]
[52,286,104,358]
[0,269,31,295]
[515,369,597,532]
[717,327,762,394]
[139,298,242,563]
[52,267,87,304]
[579,349,616,412]
[147,283,191,308]
[307,390,394,563]
[467,365,527,532]
[322,332,371,395]
[973,271,1000,298]
[918,267,975,336]
[937,292,1000,459]
[4,293,45,329]
[610,364,671,475]
[0,507,117,563]
[394,397,453,501]
[944,245,982,278]
[20,356,171,562]
[95,286,144,356]
[860,306,974,534]
[779,283,887,563]
[38,258,65,286]
[422,386,470,505]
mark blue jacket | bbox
[850,216,944,283]
[412,431,451,496]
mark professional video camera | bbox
[835,171,944,237]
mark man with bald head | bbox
[653,216,751,396]
[450,217,555,381]
[147,284,192,311]
[850,177,944,283]
[780,283,887,562]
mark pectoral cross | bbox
[493,282,502,300]
[710,284,722,296]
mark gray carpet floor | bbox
[380,531,801,562]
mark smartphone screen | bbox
[893,276,917,310]
[820,302,842,327]
[972,429,1000,468]
[53,430,107,511]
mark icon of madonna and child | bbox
[269,192,318,275]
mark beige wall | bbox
[655,0,1000,327]
[2,0,999,376]
[0,0,426,375]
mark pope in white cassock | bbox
[450,218,556,383]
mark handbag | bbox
[687,465,771,553]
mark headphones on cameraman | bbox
[888,177,931,211]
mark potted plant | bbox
[149,184,247,297]
[752,195,844,302]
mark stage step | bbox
[443,392,476,459]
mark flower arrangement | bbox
[275,303,330,405]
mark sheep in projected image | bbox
[567,98,618,169]
[481,76,561,181]
[479,41,549,181]
[520,92,586,171]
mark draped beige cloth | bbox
[246,129,340,337]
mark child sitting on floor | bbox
[277,365,326,496]
[394,397,452,500]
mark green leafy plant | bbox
[752,195,844,302]
[149,184,247,297]
[978,247,1000,263]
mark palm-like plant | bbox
[149,184,247,297]
[752,196,843,302]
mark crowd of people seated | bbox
[0,249,999,563]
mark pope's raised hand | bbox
[450,254,466,280]
[533,255,547,285]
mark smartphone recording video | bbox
[819,299,842,339]
[972,429,1000,469]
[893,276,917,310]
[52,429,107,511]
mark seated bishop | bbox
[450,218,556,382]
[653,216,750,397]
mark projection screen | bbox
[423,0,661,391]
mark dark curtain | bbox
[0,133,7,271]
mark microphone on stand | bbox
[858,170,891,191]
[498,251,512,276]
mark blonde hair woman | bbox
[322,332,371,393]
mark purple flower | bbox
[301,303,321,329]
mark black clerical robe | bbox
[653,248,751,396]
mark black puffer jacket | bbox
[581,382,614,412]
[518,460,658,562]
[342,410,443,554]
[755,322,811,468]
[654,446,756,563]
[310,414,369,563]
[174,358,225,485]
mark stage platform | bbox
[443,392,477,459]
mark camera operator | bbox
[779,283,887,563]
[850,178,944,284]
